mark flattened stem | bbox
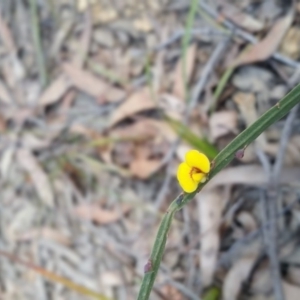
[137,83,300,300]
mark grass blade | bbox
[165,116,218,159]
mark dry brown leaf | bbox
[0,80,12,104]
[283,281,300,300]
[223,256,257,300]
[197,189,223,287]
[91,3,117,23]
[74,203,131,224]
[161,285,184,300]
[149,119,178,143]
[0,146,15,179]
[220,3,264,32]
[159,93,185,120]
[234,92,268,149]
[0,114,6,133]
[236,211,257,233]
[172,44,196,101]
[77,0,97,11]
[109,88,156,126]
[16,227,70,246]
[50,19,74,59]
[209,110,238,142]
[110,118,158,141]
[280,26,300,59]
[233,92,299,162]
[7,203,37,241]
[72,10,92,67]
[99,271,123,286]
[17,148,54,207]
[204,165,300,190]
[287,266,300,286]
[231,12,293,67]
[63,63,125,103]
[133,15,153,32]
[176,144,193,162]
[0,13,15,52]
[39,75,71,106]
[130,158,162,179]
[248,263,272,295]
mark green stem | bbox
[137,83,300,300]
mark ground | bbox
[0,0,300,300]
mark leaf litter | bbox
[0,1,300,299]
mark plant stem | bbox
[137,83,300,300]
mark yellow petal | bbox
[177,162,197,193]
[185,150,210,174]
[191,172,205,183]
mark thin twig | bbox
[256,145,284,300]
[165,277,201,300]
[154,159,175,209]
[218,194,299,268]
[259,188,284,300]
[29,0,48,87]
[255,104,299,300]
[187,38,230,117]
[272,105,299,184]
[154,28,226,51]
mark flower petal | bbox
[177,162,198,193]
[185,150,210,173]
[191,172,205,183]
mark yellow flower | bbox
[177,150,210,193]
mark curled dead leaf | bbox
[109,88,157,126]
[204,165,300,190]
[172,44,196,101]
[16,148,54,207]
[130,158,162,179]
[231,12,293,67]
[74,203,131,224]
[233,92,268,149]
[16,227,71,246]
[0,80,12,104]
[223,256,257,300]
[197,189,222,287]
[209,110,238,142]
[220,3,264,32]
[39,75,71,106]
[110,118,158,141]
[63,63,125,103]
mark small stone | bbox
[133,16,153,32]
[93,28,115,48]
[270,85,287,100]
[280,26,300,59]
[232,66,273,92]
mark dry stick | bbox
[256,105,299,300]
[29,0,48,87]
[154,39,229,209]
[218,193,299,268]
[199,1,300,69]
[187,38,230,116]
[256,147,284,300]
[272,105,299,183]
[154,28,226,51]
[165,277,200,300]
